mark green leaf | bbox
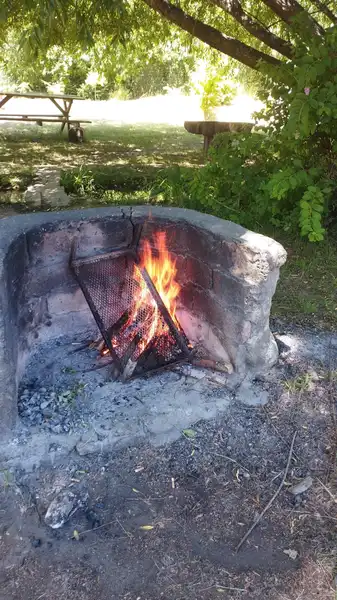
[182,429,196,439]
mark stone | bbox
[31,537,42,548]
[76,429,101,456]
[289,476,313,496]
[42,408,53,418]
[51,424,62,434]
[0,206,287,437]
[45,488,87,529]
[42,186,70,208]
[283,548,298,560]
[236,380,269,406]
[23,184,44,208]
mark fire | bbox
[130,231,181,353]
[105,231,181,359]
[141,231,180,327]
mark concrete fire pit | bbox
[0,207,286,438]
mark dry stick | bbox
[212,452,250,474]
[316,478,337,504]
[235,431,297,553]
[263,406,301,463]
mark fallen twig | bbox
[316,478,337,504]
[235,431,297,553]
[199,584,246,592]
[263,407,301,463]
[212,452,250,474]
[76,519,119,537]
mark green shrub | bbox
[157,29,337,241]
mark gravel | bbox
[18,387,82,434]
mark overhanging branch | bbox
[211,0,294,58]
[260,0,325,36]
[142,0,283,70]
[311,0,337,25]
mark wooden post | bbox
[0,94,12,109]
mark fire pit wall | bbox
[0,207,286,436]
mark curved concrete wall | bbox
[0,206,286,437]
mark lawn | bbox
[0,121,336,330]
[0,122,202,190]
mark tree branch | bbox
[211,0,294,58]
[142,0,282,70]
[261,0,325,36]
[311,0,337,25]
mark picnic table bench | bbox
[0,91,91,140]
[184,121,254,153]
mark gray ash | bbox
[18,386,84,434]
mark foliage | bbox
[194,64,236,120]
[157,29,337,241]
[1,0,335,99]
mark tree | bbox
[1,1,336,81]
[141,0,337,72]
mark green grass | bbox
[0,122,202,192]
[272,234,337,330]
[0,121,336,330]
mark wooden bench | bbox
[0,91,91,139]
[184,121,254,153]
[0,114,91,124]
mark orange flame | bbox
[101,231,181,359]
[129,231,180,353]
[141,231,180,326]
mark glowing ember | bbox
[103,231,182,359]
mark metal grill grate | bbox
[70,241,190,378]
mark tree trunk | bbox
[142,0,282,70]
[311,0,337,25]
[260,0,325,36]
[211,0,294,58]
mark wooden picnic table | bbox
[184,121,254,153]
[0,91,91,136]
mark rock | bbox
[42,186,70,208]
[45,488,87,529]
[76,429,100,456]
[49,443,61,453]
[236,379,269,406]
[51,424,62,434]
[31,537,42,548]
[42,407,53,418]
[23,184,44,208]
[289,476,313,496]
[283,548,298,560]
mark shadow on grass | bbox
[0,122,203,192]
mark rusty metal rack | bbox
[69,224,191,379]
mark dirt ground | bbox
[0,322,336,600]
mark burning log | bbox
[121,332,142,381]
[192,358,231,373]
[91,309,131,354]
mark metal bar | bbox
[130,221,191,357]
[69,239,123,375]
[135,259,191,358]
[71,248,133,268]
[131,357,190,380]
